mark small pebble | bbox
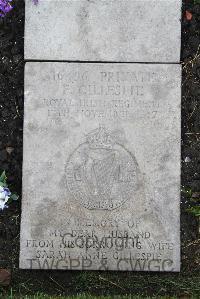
[184,157,191,163]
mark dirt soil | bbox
[0,0,199,297]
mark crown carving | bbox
[86,126,115,149]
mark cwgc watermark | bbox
[26,257,174,272]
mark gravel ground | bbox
[0,0,199,297]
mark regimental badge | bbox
[65,126,138,210]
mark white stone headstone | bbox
[20,62,181,271]
[25,0,181,62]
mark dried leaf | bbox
[186,10,193,21]
[0,269,11,286]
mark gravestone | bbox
[20,62,181,271]
[25,0,181,62]
[20,0,182,271]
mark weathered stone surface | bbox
[20,62,181,271]
[25,0,181,62]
